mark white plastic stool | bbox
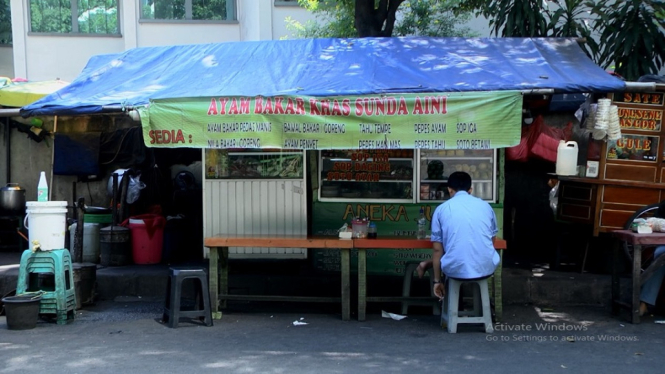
[440,276,493,333]
[401,262,441,315]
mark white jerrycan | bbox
[556,141,579,176]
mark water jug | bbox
[556,141,578,176]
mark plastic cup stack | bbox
[592,98,611,139]
[607,105,622,140]
[585,105,596,130]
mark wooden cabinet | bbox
[557,181,597,224]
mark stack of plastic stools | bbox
[440,276,493,333]
[401,262,441,315]
[16,249,77,325]
[162,267,213,328]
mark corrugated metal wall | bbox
[204,180,307,259]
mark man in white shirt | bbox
[430,171,499,298]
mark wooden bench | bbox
[353,238,507,322]
[205,235,506,322]
[204,235,354,320]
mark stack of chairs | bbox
[16,249,77,325]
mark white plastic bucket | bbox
[24,201,68,251]
[69,222,101,263]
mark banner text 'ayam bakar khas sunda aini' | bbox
[140,91,522,150]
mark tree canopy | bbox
[454,0,665,81]
[288,0,664,81]
[285,0,476,39]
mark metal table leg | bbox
[358,248,367,321]
[631,244,642,324]
[208,247,220,319]
[611,240,620,316]
[340,248,350,321]
[493,249,503,322]
[208,246,228,320]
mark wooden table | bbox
[204,235,354,320]
[353,237,507,322]
[611,230,665,324]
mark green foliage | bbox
[394,0,476,37]
[286,0,477,38]
[286,0,358,38]
[470,0,551,37]
[456,0,665,81]
[588,0,665,81]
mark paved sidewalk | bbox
[1,301,665,374]
[0,251,616,308]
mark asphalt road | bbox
[1,301,665,374]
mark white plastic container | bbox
[69,222,101,263]
[556,141,579,176]
[24,201,68,251]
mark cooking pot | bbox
[0,183,26,216]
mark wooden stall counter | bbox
[353,237,507,322]
[205,235,354,320]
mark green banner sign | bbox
[140,91,522,149]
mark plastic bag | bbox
[647,217,665,232]
[527,116,569,162]
[548,180,559,215]
[127,174,146,204]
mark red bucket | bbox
[128,214,165,264]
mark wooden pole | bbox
[73,197,85,262]
[49,116,57,201]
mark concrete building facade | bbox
[2,0,314,81]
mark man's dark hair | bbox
[448,171,472,192]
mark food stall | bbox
[557,85,665,235]
[198,90,515,263]
[20,37,628,291]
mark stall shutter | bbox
[204,180,307,259]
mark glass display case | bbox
[205,149,304,179]
[417,149,497,202]
[318,150,414,202]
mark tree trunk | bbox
[354,0,405,37]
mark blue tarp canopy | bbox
[22,37,625,117]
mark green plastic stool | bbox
[17,249,77,325]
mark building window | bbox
[29,0,119,34]
[141,0,237,21]
[0,0,11,44]
[275,0,300,6]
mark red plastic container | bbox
[128,214,165,264]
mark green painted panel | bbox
[312,202,504,276]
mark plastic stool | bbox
[401,262,441,315]
[162,267,213,328]
[16,249,77,325]
[440,276,493,333]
